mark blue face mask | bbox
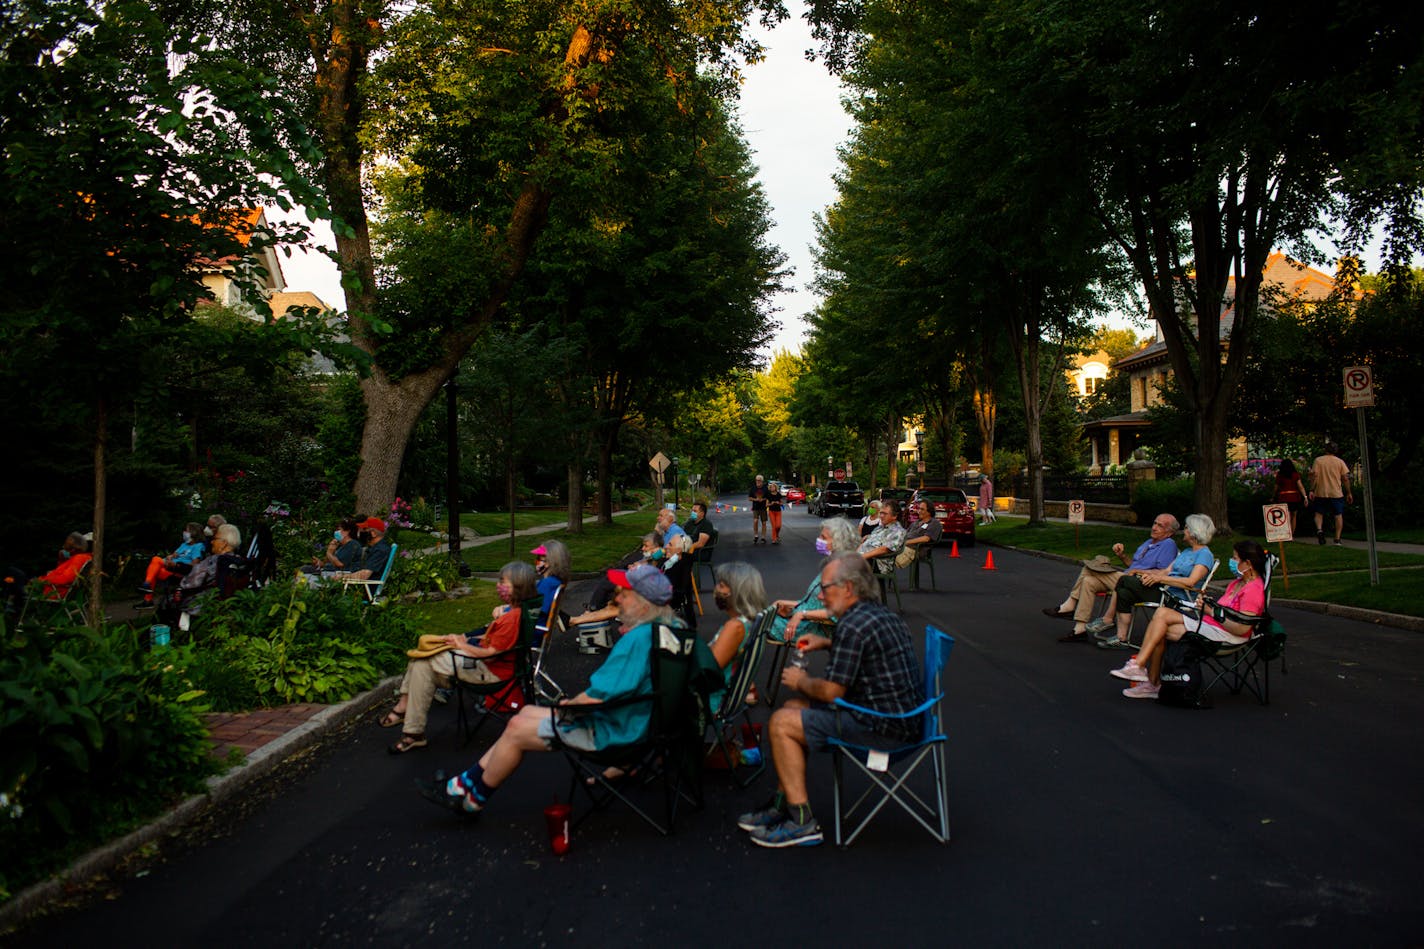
[333,529,344,541]
[1228,557,1240,577]
[651,548,666,562]
[815,537,831,556]
[688,512,699,522]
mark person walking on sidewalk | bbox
[748,475,769,545]
[1309,441,1353,546]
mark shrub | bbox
[380,550,461,600]
[0,620,218,900]
[187,582,412,710]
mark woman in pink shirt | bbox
[1111,540,1269,698]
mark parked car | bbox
[909,486,976,547]
[878,487,914,527]
[816,480,865,520]
[785,486,807,504]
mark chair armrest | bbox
[832,695,938,721]
[552,691,653,722]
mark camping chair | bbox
[21,558,94,626]
[704,606,774,787]
[343,544,398,604]
[1180,553,1285,706]
[556,622,716,836]
[1126,558,1221,643]
[162,554,252,631]
[452,594,542,746]
[692,530,719,607]
[824,625,955,847]
[763,601,835,708]
[530,584,566,704]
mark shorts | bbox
[537,712,600,752]
[1177,607,1248,645]
[801,706,905,752]
[752,507,768,523]
[1311,496,1345,516]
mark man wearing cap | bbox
[1041,513,1179,643]
[748,475,768,544]
[418,563,686,816]
[335,516,391,582]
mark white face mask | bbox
[203,526,214,537]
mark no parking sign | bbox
[1067,499,1085,525]
[1263,503,1292,543]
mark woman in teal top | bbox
[708,562,767,703]
[769,516,860,645]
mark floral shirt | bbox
[858,522,907,574]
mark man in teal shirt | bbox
[417,563,682,815]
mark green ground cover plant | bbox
[0,620,219,901]
[459,511,575,535]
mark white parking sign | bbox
[1067,499,1085,524]
[1263,503,1292,543]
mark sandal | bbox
[380,710,405,728]
[388,734,427,754]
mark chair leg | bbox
[832,748,845,847]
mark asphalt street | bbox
[12,500,1424,946]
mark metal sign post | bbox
[1068,499,1085,550]
[1343,367,1379,586]
[1262,503,1292,589]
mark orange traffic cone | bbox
[949,540,960,559]
[982,550,997,571]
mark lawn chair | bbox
[21,558,93,626]
[871,554,901,612]
[555,622,719,836]
[1180,553,1285,706]
[342,544,398,604]
[530,584,565,704]
[704,606,774,787]
[1126,558,1221,643]
[824,625,955,847]
[452,594,541,746]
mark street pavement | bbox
[11,499,1424,946]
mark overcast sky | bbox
[273,4,850,365]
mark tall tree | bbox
[0,0,320,616]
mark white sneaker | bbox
[1110,660,1148,682]
[1122,681,1160,699]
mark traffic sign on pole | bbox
[1343,366,1375,408]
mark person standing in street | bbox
[766,481,784,544]
[978,475,997,525]
[748,475,769,545]
[1309,441,1354,546]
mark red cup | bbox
[544,803,572,855]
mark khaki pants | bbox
[398,650,502,735]
[1069,569,1121,622]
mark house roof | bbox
[266,291,333,319]
[1080,411,1153,432]
[1112,252,1342,372]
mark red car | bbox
[784,486,807,504]
[908,487,976,547]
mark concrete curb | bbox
[986,540,1423,633]
[0,675,400,930]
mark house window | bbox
[1083,376,1101,395]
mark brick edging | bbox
[0,675,400,931]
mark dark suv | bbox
[816,479,865,520]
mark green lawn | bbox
[409,584,503,637]
[460,510,577,535]
[459,519,651,574]
[980,515,1424,617]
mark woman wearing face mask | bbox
[708,562,768,701]
[136,522,207,608]
[767,516,861,645]
[384,561,538,753]
[1111,540,1269,700]
[302,518,362,576]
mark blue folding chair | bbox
[825,625,955,847]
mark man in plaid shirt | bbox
[737,553,923,848]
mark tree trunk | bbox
[596,437,615,527]
[1009,288,1047,525]
[506,446,517,560]
[352,367,446,515]
[89,397,107,628]
[973,387,996,475]
[885,414,899,488]
[566,460,584,532]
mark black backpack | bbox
[1157,639,1206,708]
